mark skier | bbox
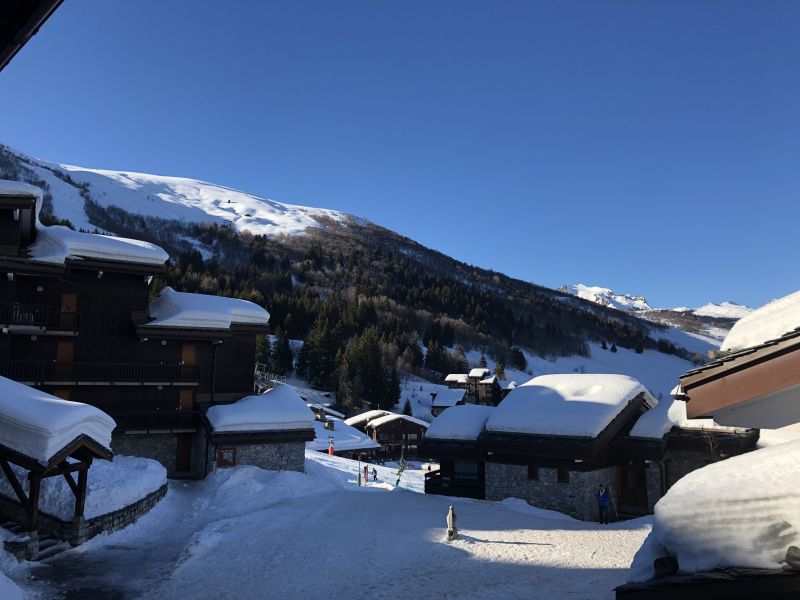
[372,467,378,482]
[596,484,610,524]
[446,506,458,541]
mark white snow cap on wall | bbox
[427,404,494,441]
[0,376,115,465]
[206,384,315,433]
[721,289,800,353]
[28,225,169,266]
[628,440,800,581]
[486,373,652,437]
[0,179,43,219]
[147,286,270,329]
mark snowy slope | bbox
[3,145,349,236]
[31,451,651,600]
[690,301,752,319]
[559,284,653,311]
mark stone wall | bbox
[112,432,178,475]
[206,440,306,475]
[0,483,167,548]
[485,462,616,521]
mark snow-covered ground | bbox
[22,451,650,599]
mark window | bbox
[217,447,237,468]
[454,460,479,480]
[527,465,539,481]
[556,468,570,483]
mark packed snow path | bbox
[32,452,649,599]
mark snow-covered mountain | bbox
[0,145,349,237]
[681,302,753,320]
[558,284,653,312]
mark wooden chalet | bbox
[0,182,269,477]
[345,411,429,460]
[421,374,759,521]
[430,388,466,417]
[679,290,800,429]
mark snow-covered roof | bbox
[504,381,518,390]
[444,373,468,384]
[343,410,392,427]
[486,374,652,438]
[365,413,430,430]
[0,179,42,211]
[306,403,346,419]
[629,398,687,439]
[206,384,315,433]
[628,440,800,582]
[27,225,169,266]
[479,375,499,385]
[720,289,800,353]
[0,376,115,465]
[146,286,270,330]
[431,388,466,408]
[306,419,381,453]
[469,368,491,378]
[427,405,495,441]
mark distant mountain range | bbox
[559,283,752,342]
[0,144,732,397]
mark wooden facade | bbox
[366,417,428,460]
[0,190,267,477]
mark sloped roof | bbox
[365,413,430,429]
[206,384,314,433]
[145,286,269,330]
[432,388,466,407]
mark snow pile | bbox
[146,286,269,329]
[0,376,115,464]
[343,409,391,428]
[427,404,494,440]
[629,398,687,439]
[757,427,800,449]
[487,374,652,437]
[206,384,315,433]
[721,289,800,352]
[306,418,380,453]
[366,413,430,430]
[0,456,165,520]
[628,440,800,581]
[28,225,169,266]
[431,388,466,408]
[693,302,752,320]
[0,178,42,219]
[559,284,653,312]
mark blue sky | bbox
[1,1,798,309]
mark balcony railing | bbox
[0,303,80,333]
[424,470,485,500]
[113,410,200,432]
[0,359,199,386]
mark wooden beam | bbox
[42,461,89,478]
[60,468,78,497]
[0,459,27,505]
[27,473,40,532]
[74,467,88,519]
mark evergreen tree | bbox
[494,361,506,380]
[509,347,527,371]
[610,342,617,353]
[271,328,293,375]
[255,334,272,367]
[402,399,412,416]
[478,354,488,368]
[601,340,608,350]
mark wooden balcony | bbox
[0,359,199,386]
[0,303,80,334]
[424,470,485,500]
[113,410,200,433]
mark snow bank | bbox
[206,384,315,433]
[486,374,651,437]
[0,455,165,520]
[0,569,22,600]
[427,404,494,440]
[757,427,800,449]
[343,410,391,427]
[431,388,466,407]
[629,398,687,439]
[0,376,115,464]
[721,289,800,352]
[628,440,800,581]
[366,413,430,429]
[146,286,269,329]
[28,225,169,266]
[307,418,380,452]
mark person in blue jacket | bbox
[596,484,610,524]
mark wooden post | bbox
[27,473,41,532]
[74,464,88,519]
